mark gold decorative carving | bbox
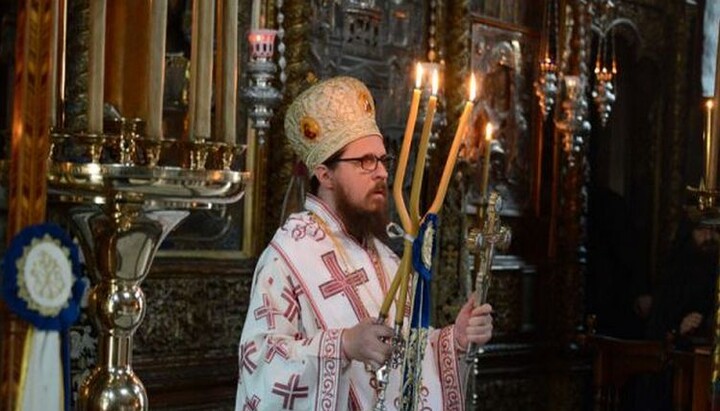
[2,0,54,408]
[262,0,313,245]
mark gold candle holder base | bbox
[48,128,249,411]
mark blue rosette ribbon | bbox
[411,213,438,328]
[1,223,85,411]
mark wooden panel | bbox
[1,0,53,408]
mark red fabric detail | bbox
[254,293,282,330]
[272,374,309,410]
[265,337,290,363]
[283,214,326,242]
[318,251,370,320]
[241,341,258,374]
[438,326,464,411]
[270,242,328,330]
[281,286,301,322]
[316,329,341,410]
[242,395,261,411]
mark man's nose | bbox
[374,161,389,179]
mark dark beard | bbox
[335,182,390,243]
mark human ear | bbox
[314,165,335,190]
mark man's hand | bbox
[454,298,493,351]
[342,318,394,370]
[679,312,703,335]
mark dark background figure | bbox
[625,218,718,411]
[645,219,717,348]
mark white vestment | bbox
[235,195,464,411]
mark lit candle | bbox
[705,99,716,189]
[147,0,168,139]
[409,69,438,224]
[382,63,422,322]
[88,0,107,133]
[188,0,215,140]
[216,0,239,144]
[395,69,438,326]
[429,73,477,214]
[393,62,423,232]
[481,123,494,199]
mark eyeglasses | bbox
[327,154,395,172]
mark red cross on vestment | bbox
[241,340,258,374]
[281,286,300,322]
[265,337,289,363]
[254,293,282,329]
[243,395,261,411]
[271,374,309,409]
[318,251,369,320]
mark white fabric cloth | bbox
[235,195,464,411]
[21,329,63,411]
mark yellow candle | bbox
[429,73,477,214]
[705,99,715,189]
[216,0,239,144]
[381,244,412,323]
[409,69,438,224]
[481,123,494,199]
[393,63,423,232]
[147,0,168,139]
[88,0,107,133]
[395,69,437,327]
[251,0,261,29]
[189,0,215,140]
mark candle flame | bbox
[469,73,477,102]
[415,63,423,89]
[485,123,493,141]
[707,99,715,110]
[431,69,439,96]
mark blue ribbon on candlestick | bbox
[1,223,85,411]
[411,213,438,328]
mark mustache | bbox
[372,181,388,193]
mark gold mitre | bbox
[285,76,382,171]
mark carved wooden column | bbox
[1,0,53,407]
[548,0,590,342]
[263,0,312,243]
[546,2,591,407]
